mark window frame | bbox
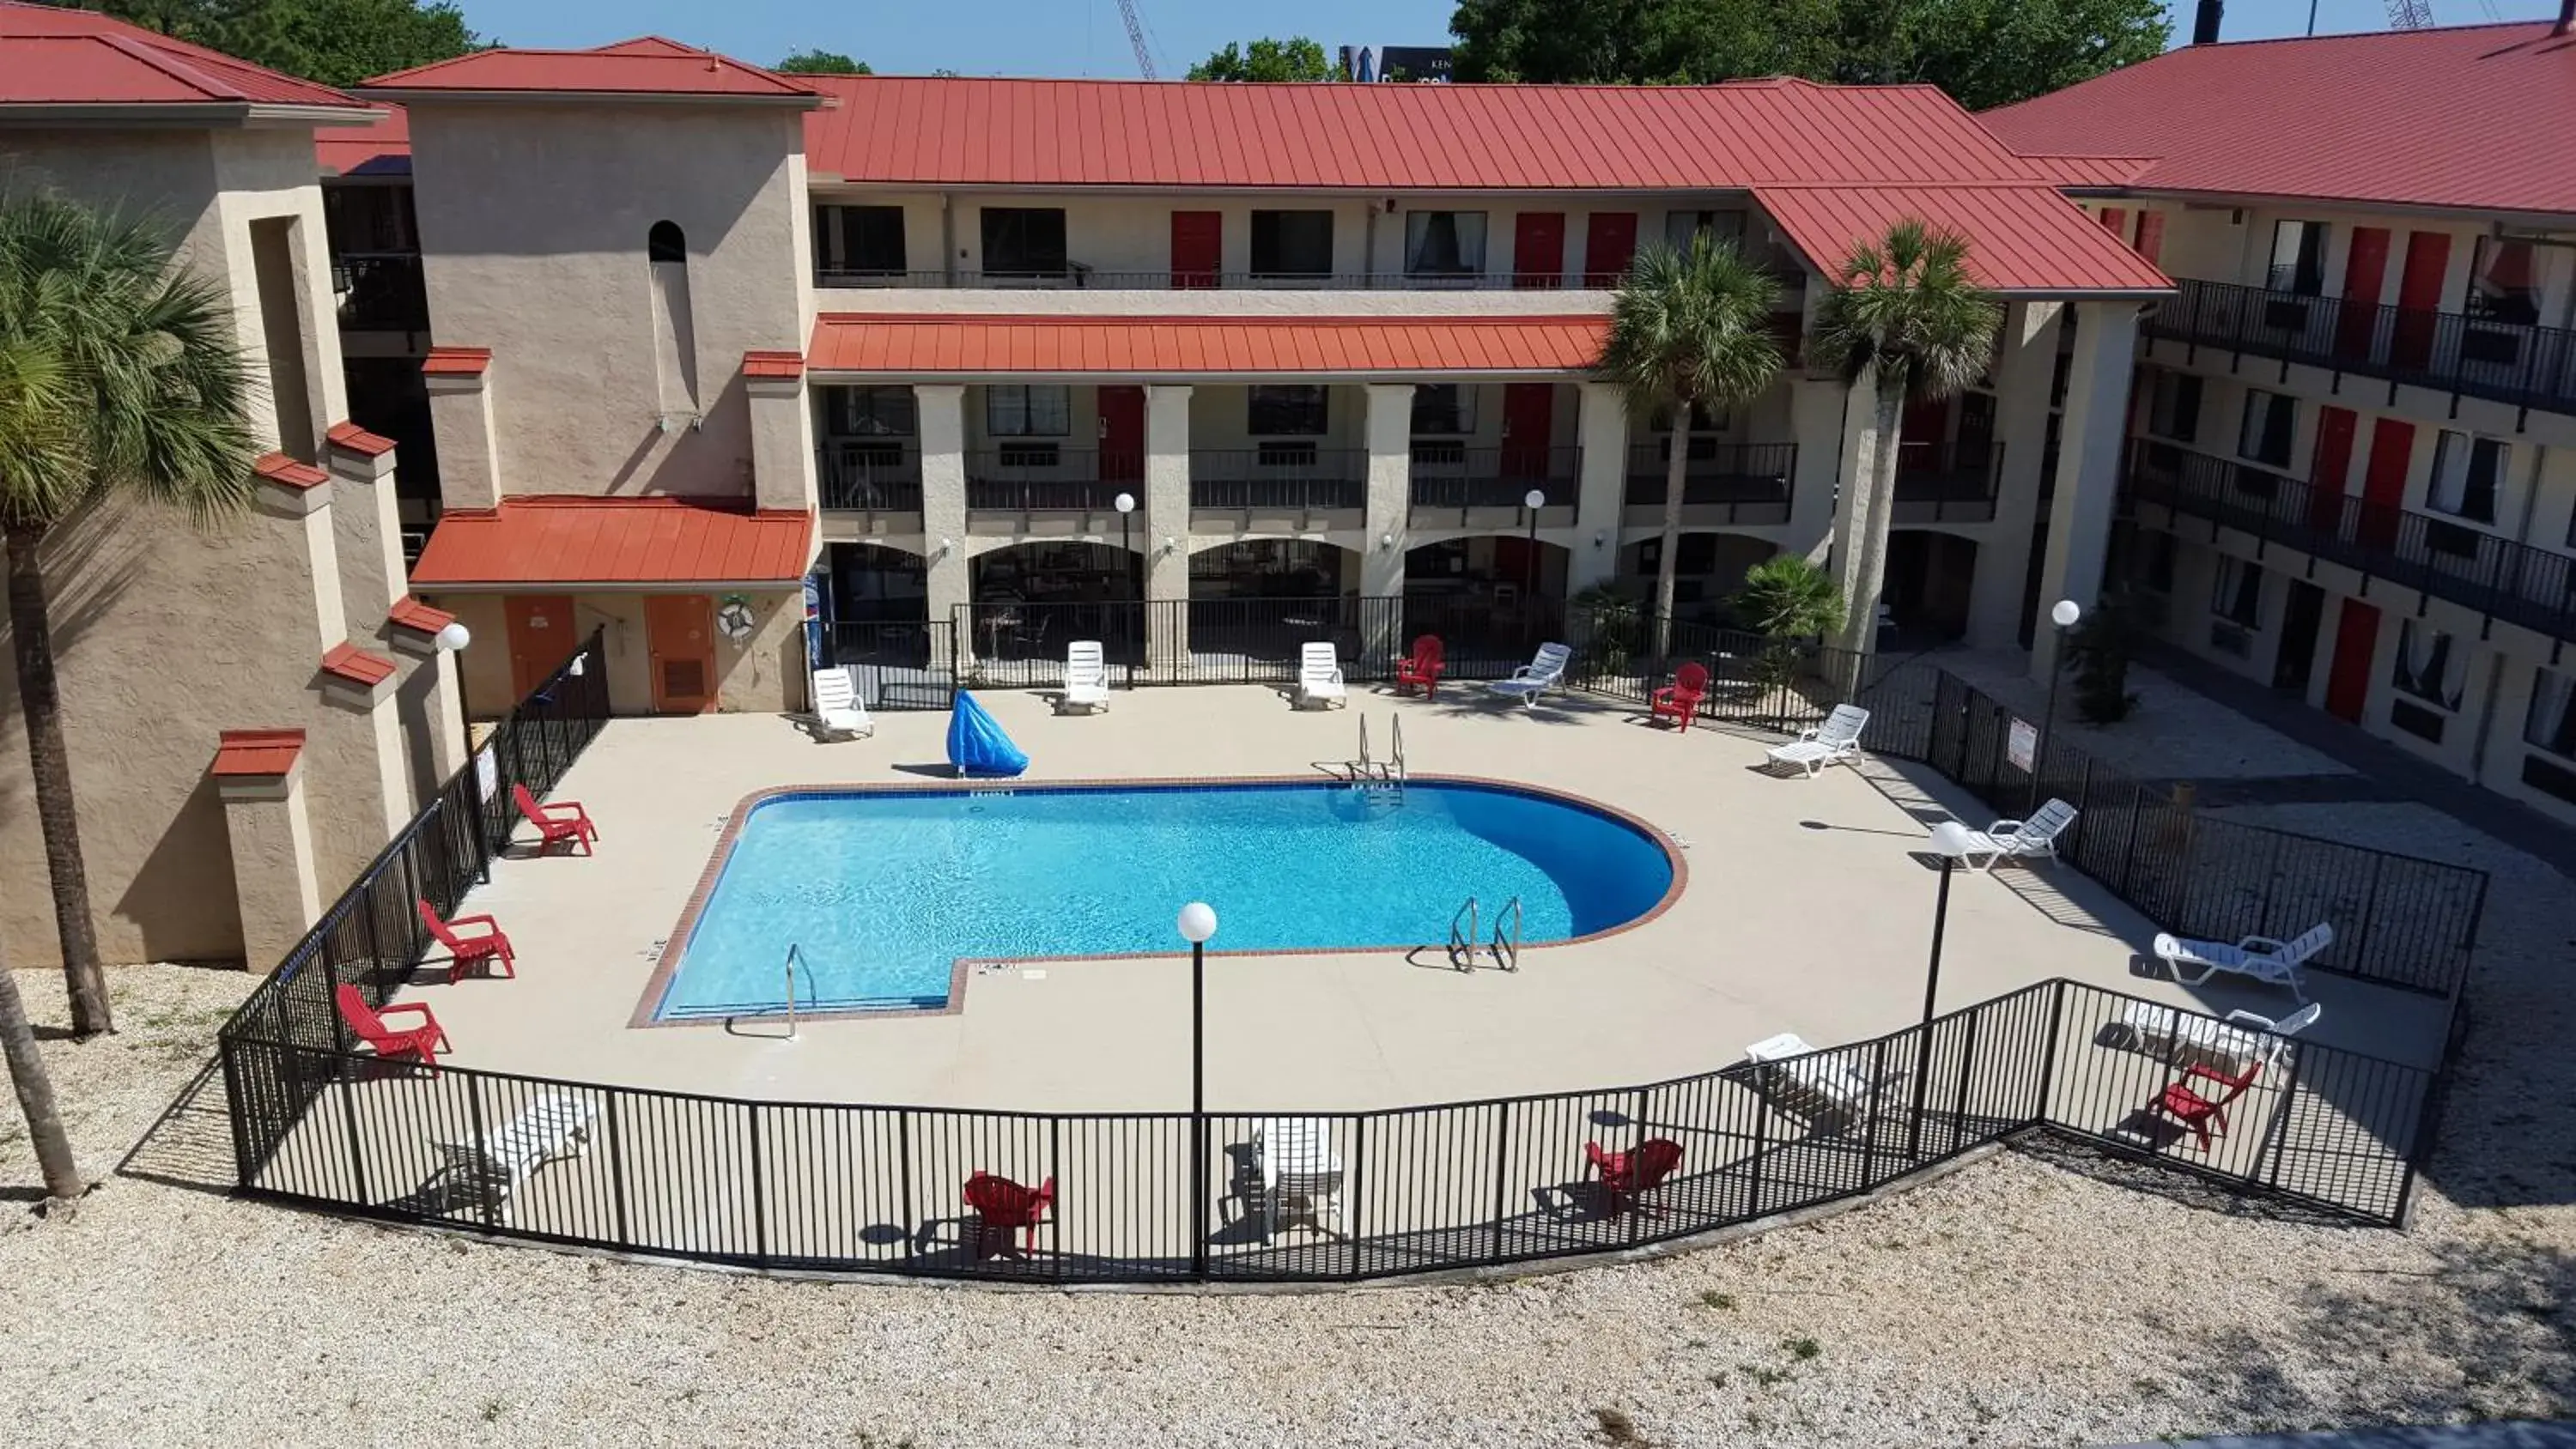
[814,204,908,277]
[983,384,1072,439]
[2146,371,2203,444]
[1248,385,1329,437]
[2391,618,2469,713]
[2210,555,2265,629]
[2527,667,2576,762]
[1408,384,1477,438]
[2267,219,2328,296]
[2465,236,2543,327]
[826,385,917,439]
[1249,209,1335,279]
[1402,211,1488,278]
[1663,209,1747,250]
[2426,429,2506,525]
[979,207,1069,278]
[2236,388,2296,470]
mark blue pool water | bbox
[653,781,1675,1018]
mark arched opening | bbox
[1618,533,1777,626]
[646,220,699,416]
[1403,536,1571,658]
[1884,530,1978,643]
[818,543,937,691]
[1183,539,1364,670]
[647,221,686,264]
[968,540,1143,664]
[1188,538,1348,601]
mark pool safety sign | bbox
[2007,717,2038,773]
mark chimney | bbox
[2193,0,2225,45]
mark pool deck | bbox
[402,682,2450,1114]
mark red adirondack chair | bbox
[417,899,516,985]
[334,983,447,1068]
[1649,663,1710,732]
[1395,635,1445,697]
[512,782,598,856]
[963,1170,1055,1255]
[1585,1137,1686,1217]
[2154,1060,2263,1149]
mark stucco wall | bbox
[409,102,809,505]
[426,588,802,719]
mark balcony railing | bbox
[964,448,1145,512]
[1188,447,1366,511]
[1893,440,2004,524]
[1406,445,1583,511]
[331,251,428,331]
[1623,441,1797,525]
[2124,438,2576,643]
[812,266,1809,296]
[817,442,923,512]
[2145,277,2576,416]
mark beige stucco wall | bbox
[427,588,804,720]
[408,101,811,506]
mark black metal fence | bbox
[946,596,1567,694]
[2146,276,2576,416]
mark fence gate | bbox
[829,620,956,711]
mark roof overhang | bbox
[357,87,823,111]
[805,312,1610,379]
[411,497,817,592]
[1753,183,2173,299]
[0,101,382,129]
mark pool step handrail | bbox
[781,943,811,1040]
[1490,897,1522,973]
[1448,895,1479,972]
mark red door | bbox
[644,594,716,715]
[2308,405,2358,533]
[2133,211,2165,265]
[504,595,576,699]
[1097,385,1145,484]
[2391,231,2451,370]
[1583,212,1637,286]
[2336,227,2391,361]
[2099,207,2127,234]
[1169,211,1221,288]
[1899,396,1951,475]
[2357,416,2415,550]
[1501,383,1555,478]
[2323,597,2381,724]
[1512,212,1566,289]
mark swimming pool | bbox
[648,779,1678,1020]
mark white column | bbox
[1361,384,1412,608]
[914,384,969,660]
[1785,378,1852,566]
[2032,301,2143,681]
[1571,383,1628,592]
[1967,301,2065,649]
[1144,385,1194,664]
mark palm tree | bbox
[0,934,82,1203]
[1808,219,2002,658]
[1730,553,1845,696]
[0,193,258,1038]
[1599,233,1783,658]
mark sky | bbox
[451,0,2568,77]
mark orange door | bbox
[2336,227,2390,361]
[645,594,717,714]
[503,595,577,699]
[2324,597,2380,724]
[1169,211,1221,288]
[1512,212,1566,288]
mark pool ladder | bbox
[1446,895,1522,973]
[1353,715,1406,802]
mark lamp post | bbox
[1908,822,1976,1159]
[434,621,473,764]
[1522,488,1546,644]
[1177,900,1218,1276]
[1115,491,1138,671]
[2038,598,2081,812]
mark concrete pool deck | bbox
[398,681,2450,1114]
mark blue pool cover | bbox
[945,692,1029,778]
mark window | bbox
[827,386,915,438]
[2391,619,2467,712]
[1250,210,1334,278]
[2268,219,2327,295]
[647,221,685,264]
[2237,389,2296,468]
[984,385,1071,437]
[2146,372,2203,443]
[1248,385,1328,435]
[2427,430,2506,524]
[2136,529,2178,594]
[1410,384,1476,436]
[2526,668,2576,762]
[2210,555,2263,628]
[1664,209,1746,250]
[980,208,1067,276]
[1404,211,1486,277]
[814,205,906,277]
[2466,237,2542,327]
[1648,402,1726,433]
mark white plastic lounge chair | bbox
[1058,640,1111,714]
[1255,1117,1344,1237]
[1953,798,2078,871]
[1487,641,1571,709]
[1767,704,1870,778]
[2122,999,2323,1073]
[811,665,874,740]
[1743,1032,1873,1110]
[1296,642,1347,709]
[430,1094,597,1224]
[2154,922,2332,1002]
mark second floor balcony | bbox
[1623,441,1797,527]
[2124,437,2576,645]
[2146,277,2576,417]
[818,441,923,513]
[332,252,428,332]
[1406,444,1583,512]
[1893,440,2004,525]
[1188,446,1367,512]
[964,447,1143,514]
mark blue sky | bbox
[453,0,2567,77]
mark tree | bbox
[775,50,870,75]
[1729,553,1844,696]
[0,935,83,1205]
[1597,234,1783,659]
[39,0,482,88]
[1448,0,2165,108]
[1187,36,1336,82]
[1807,219,2000,658]
[2063,591,2143,724]
[0,194,259,1037]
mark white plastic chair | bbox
[1255,1117,1343,1237]
[2155,922,2332,1002]
[429,1094,597,1224]
[2123,999,2323,1073]
[1487,641,1571,709]
[1296,642,1347,709]
[1059,640,1110,714]
[1954,798,2078,871]
[811,665,874,740]
[1767,705,1870,778]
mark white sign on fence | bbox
[2007,717,2038,773]
[475,747,498,802]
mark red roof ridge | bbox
[319,641,398,687]
[594,36,709,57]
[361,40,817,98]
[98,30,254,103]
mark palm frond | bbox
[1807,217,2002,401]
[1598,233,1786,415]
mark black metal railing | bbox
[1188,449,1367,511]
[821,619,957,712]
[2124,439,2576,644]
[817,444,924,512]
[2146,276,2576,416]
[1622,442,1797,524]
[1406,445,1583,512]
[812,267,1631,292]
[331,252,429,331]
[1894,440,2004,524]
[964,448,1146,513]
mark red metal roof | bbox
[411,496,816,589]
[422,346,491,377]
[319,643,397,688]
[808,313,1611,376]
[1982,22,2576,215]
[210,728,305,778]
[362,39,819,100]
[1753,185,2170,294]
[253,452,329,490]
[0,2,369,112]
[743,349,805,379]
[317,105,409,177]
[801,75,2065,190]
[325,421,396,457]
[386,597,456,634]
